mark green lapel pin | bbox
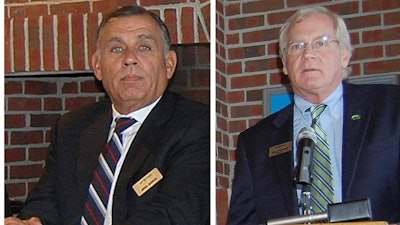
[351,114,361,120]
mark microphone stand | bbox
[299,184,312,216]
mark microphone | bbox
[295,127,317,185]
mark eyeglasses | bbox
[284,35,339,56]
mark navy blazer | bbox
[228,83,400,224]
[18,91,210,225]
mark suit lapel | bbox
[112,92,175,220]
[342,83,372,199]
[76,109,112,201]
[270,104,298,215]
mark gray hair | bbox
[279,6,353,78]
[95,5,172,57]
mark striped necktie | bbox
[81,117,136,225]
[310,104,334,213]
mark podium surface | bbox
[293,222,388,225]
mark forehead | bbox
[288,13,335,40]
[100,14,163,41]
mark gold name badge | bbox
[269,141,292,157]
[132,167,163,197]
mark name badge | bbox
[132,168,163,197]
[269,141,292,157]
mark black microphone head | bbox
[297,127,317,145]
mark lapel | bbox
[112,92,176,218]
[342,83,372,199]
[76,105,112,202]
[269,104,298,214]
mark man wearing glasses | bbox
[228,6,400,225]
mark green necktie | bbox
[310,104,334,213]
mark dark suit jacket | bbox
[18,91,210,225]
[228,83,400,224]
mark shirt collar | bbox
[111,96,161,125]
[294,83,343,119]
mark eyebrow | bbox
[105,34,157,45]
[288,35,329,44]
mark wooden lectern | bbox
[293,222,388,225]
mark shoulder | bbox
[56,98,111,129]
[158,91,209,120]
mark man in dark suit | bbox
[227,6,400,225]
[5,6,209,225]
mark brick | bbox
[5,18,11,73]
[44,98,63,111]
[352,45,384,61]
[13,17,26,72]
[226,91,245,104]
[65,97,97,111]
[245,58,281,73]
[92,1,118,14]
[164,9,178,45]
[246,89,263,102]
[229,15,265,31]
[25,80,57,95]
[231,104,263,118]
[228,45,265,60]
[346,14,381,30]
[62,81,79,93]
[71,14,85,70]
[198,44,210,65]
[10,130,44,145]
[50,2,90,15]
[228,120,247,133]
[87,12,100,61]
[81,79,104,93]
[5,81,23,94]
[192,69,210,87]
[28,147,48,161]
[28,17,41,71]
[57,15,70,71]
[270,72,290,85]
[231,74,267,89]
[364,59,400,74]
[363,27,400,43]
[5,183,27,197]
[225,2,240,16]
[384,11,400,26]
[287,0,331,7]
[5,148,26,162]
[268,11,294,26]
[226,62,242,75]
[10,164,44,179]
[9,4,47,18]
[363,0,400,12]
[243,27,280,43]
[8,98,42,111]
[181,7,195,44]
[43,15,55,71]
[5,114,26,128]
[243,0,283,13]
[385,43,400,57]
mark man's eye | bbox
[315,40,326,47]
[139,45,151,51]
[111,47,123,53]
[291,43,302,50]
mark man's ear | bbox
[92,53,103,81]
[282,58,288,75]
[341,48,351,69]
[165,50,177,79]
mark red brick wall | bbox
[4,0,210,203]
[4,0,210,73]
[216,1,400,225]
